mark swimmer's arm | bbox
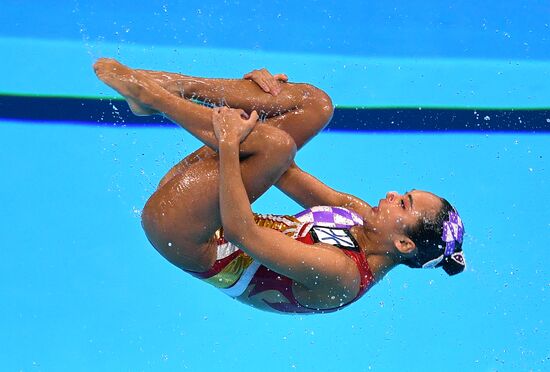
[218,141,359,294]
[276,162,371,213]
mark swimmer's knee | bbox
[316,89,335,123]
[141,190,174,245]
[141,202,216,272]
[276,129,297,163]
[302,83,334,125]
[257,125,296,160]
[157,173,173,190]
[141,194,161,242]
[141,197,185,260]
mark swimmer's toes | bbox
[94,58,130,80]
[94,58,114,76]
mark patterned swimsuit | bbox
[185,206,375,314]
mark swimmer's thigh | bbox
[141,126,295,272]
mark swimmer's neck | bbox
[351,225,400,281]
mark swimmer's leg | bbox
[150,68,333,186]
[95,59,299,271]
[94,58,332,184]
[146,72,333,147]
[95,59,248,151]
[95,58,333,149]
[141,121,296,272]
[137,68,331,122]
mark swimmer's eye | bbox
[400,199,406,209]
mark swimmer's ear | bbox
[393,236,416,255]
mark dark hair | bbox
[402,198,465,275]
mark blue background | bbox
[1,1,549,371]
[2,0,550,60]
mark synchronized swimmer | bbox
[94,58,465,314]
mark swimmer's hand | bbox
[244,68,288,96]
[213,107,259,144]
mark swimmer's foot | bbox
[136,70,188,98]
[93,58,159,116]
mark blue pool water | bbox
[1,1,549,371]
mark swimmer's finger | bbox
[238,109,250,120]
[234,110,258,142]
[243,69,262,80]
[212,106,221,119]
[244,69,279,95]
[273,73,288,82]
[243,70,266,90]
[256,77,273,94]
[265,77,281,96]
[258,70,281,95]
[247,110,259,123]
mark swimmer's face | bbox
[369,190,442,253]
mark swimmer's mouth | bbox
[372,206,379,213]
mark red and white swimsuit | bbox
[186,206,375,314]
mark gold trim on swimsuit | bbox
[203,214,303,289]
[204,253,254,288]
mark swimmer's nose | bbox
[386,191,397,202]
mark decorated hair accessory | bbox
[421,209,465,272]
[441,210,464,257]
